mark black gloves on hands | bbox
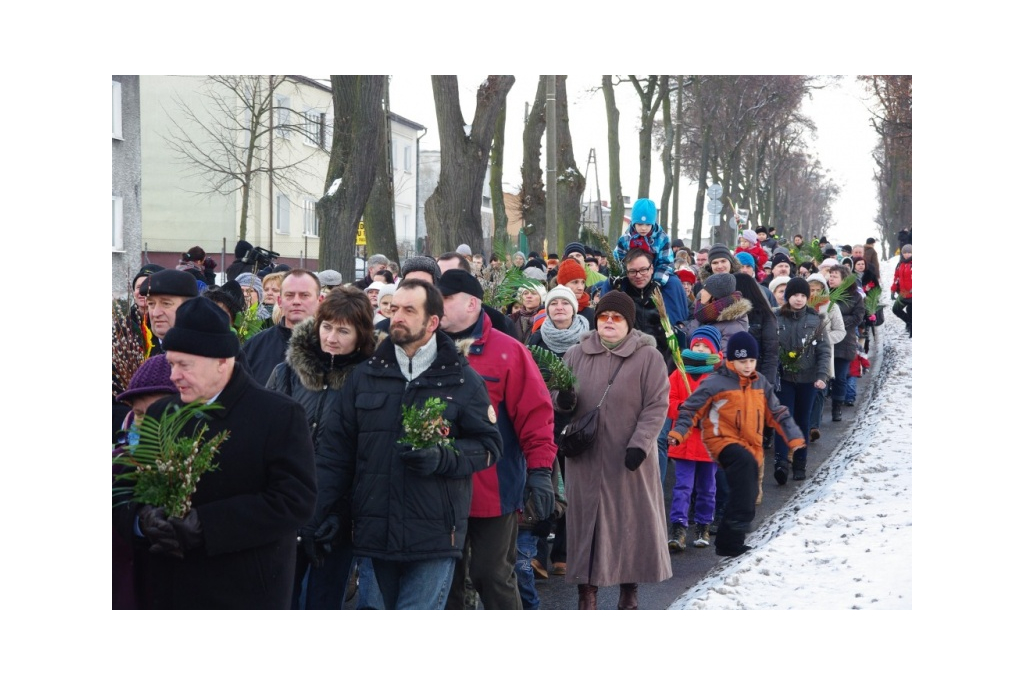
[299,513,340,569]
[555,389,577,411]
[526,468,555,521]
[139,505,203,558]
[625,448,647,472]
[401,445,457,477]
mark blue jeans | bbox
[292,544,355,610]
[514,530,540,610]
[844,374,857,403]
[657,417,672,483]
[369,557,456,610]
[810,385,826,430]
[354,556,384,609]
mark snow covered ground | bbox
[670,257,912,610]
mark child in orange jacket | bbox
[669,331,805,557]
[666,325,722,552]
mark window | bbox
[403,145,412,172]
[324,115,333,150]
[276,194,290,234]
[303,109,324,148]
[112,81,123,140]
[303,198,319,237]
[275,96,290,138]
[112,196,124,251]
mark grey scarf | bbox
[540,314,590,354]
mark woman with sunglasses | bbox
[553,291,671,609]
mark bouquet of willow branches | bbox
[113,401,229,518]
[399,397,453,449]
[528,346,577,393]
[112,300,147,397]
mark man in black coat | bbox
[242,269,321,385]
[113,297,317,609]
[310,279,503,610]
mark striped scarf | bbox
[682,349,720,375]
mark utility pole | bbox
[545,75,557,257]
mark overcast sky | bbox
[388,75,879,248]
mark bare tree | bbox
[424,76,516,253]
[162,75,319,243]
[554,76,586,252]
[317,75,386,281]
[860,75,912,250]
[602,76,624,244]
[519,79,547,256]
[489,99,509,250]
[628,75,668,199]
[363,82,398,261]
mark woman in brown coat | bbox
[554,291,672,609]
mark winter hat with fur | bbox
[544,285,578,316]
[594,291,635,331]
[726,330,759,362]
[768,275,791,295]
[703,272,737,300]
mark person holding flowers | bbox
[113,297,317,609]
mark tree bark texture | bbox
[519,78,547,256]
[554,76,585,253]
[602,76,623,245]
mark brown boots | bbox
[577,584,598,610]
[617,583,638,610]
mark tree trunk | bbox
[519,78,547,256]
[659,75,674,235]
[555,76,585,252]
[424,75,515,254]
[365,94,397,262]
[691,124,711,249]
[318,75,386,281]
[671,75,683,241]
[489,99,509,252]
[602,76,623,245]
[629,76,665,200]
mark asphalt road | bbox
[533,370,868,611]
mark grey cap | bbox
[317,269,343,287]
[703,272,737,300]
[400,255,442,284]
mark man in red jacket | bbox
[437,269,557,609]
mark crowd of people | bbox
[112,203,911,610]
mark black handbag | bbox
[557,358,625,459]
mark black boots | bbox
[618,583,638,610]
[774,461,789,485]
[715,524,752,557]
[832,401,843,422]
[577,584,598,610]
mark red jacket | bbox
[667,369,712,462]
[457,313,557,517]
[892,257,912,299]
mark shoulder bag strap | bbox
[595,357,626,409]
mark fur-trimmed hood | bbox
[285,317,363,392]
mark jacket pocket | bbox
[354,392,388,411]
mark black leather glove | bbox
[556,388,577,411]
[401,445,456,476]
[526,468,555,521]
[138,505,183,558]
[298,525,324,568]
[625,448,647,472]
[314,513,341,554]
[169,508,204,553]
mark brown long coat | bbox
[559,330,672,587]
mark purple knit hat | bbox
[116,355,177,403]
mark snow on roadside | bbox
[669,258,912,610]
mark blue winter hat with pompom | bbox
[631,198,657,226]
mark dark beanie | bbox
[400,255,442,283]
[563,242,587,260]
[163,297,240,359]
[133,263,165,288]
[142,269,199,298]
[116,354,177,403]
[595,291,636,331]
[707,243,732,264]
[726,331,759,362]
[234,240,254,260]
[702,272,737,300]
[784,277,811,301]
[771,252,793,268]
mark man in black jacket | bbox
[113,297,317,608]
[242,269,320,385]
[311,279,503,609]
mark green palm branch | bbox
[826,274,858,312]
[650,287,688,390]
[528,345,577,392]
[864,286,882,316]
[485,267,545,311]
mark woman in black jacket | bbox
[267,286,375,609]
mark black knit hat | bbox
[771,252,793,268]
[726,331,759,362]
[595,291,635,331]
[784,277,811,301]
[707,243,732,264]
[163,297,240,359]
[437,268,484,299]
[703,272,736,300]
[563,242,586,260]
[133,263,165,289]
[142,269,199,298]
